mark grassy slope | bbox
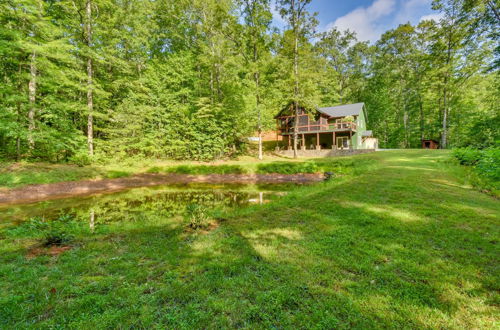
[0,155,317,189]
[0,150,498,328]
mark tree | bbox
[277,0,317,158]
[315,28,370,105]
[238,0,273,160]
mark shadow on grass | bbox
[0,151,498,328]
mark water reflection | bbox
[0,183,291,226]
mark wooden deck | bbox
[279,122,357,135]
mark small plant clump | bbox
[166,164,247,175]
[256,161,319,174]
[6,215,78,246]
[184,203,211,230]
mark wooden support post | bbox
[316,132,320,150]
[332,132,336,150]
[288,135,291,149]
[349,130,352,149]
[301,133,305,150]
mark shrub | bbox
[106,170,131,179]
[256,162,319,174]
[184,204,210,229]
[166,164,247,175]
[452,147,483,166]
[476,148,500,181]
[146,166,163,173]
[69,151,93,167]
[452,147,499,194]
[6,215,78,246]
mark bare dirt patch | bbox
[27,245,72,259]
[0,173,323,206]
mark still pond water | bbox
[0,183,293,227]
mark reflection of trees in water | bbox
[70,191,268,226]
[3,187,286,228]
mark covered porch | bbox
[282,131,354,150]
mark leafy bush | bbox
[256,162,319,174]
[105,170,131,179]
[6,215,78,246]
[146,166,163,173]
[452,147,500,194]
[476,148,500,181]
[184,204,210,229]
[166,164,247,175]
[69,151,93,167]
[452,147,483,166]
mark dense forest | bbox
[1,0,498,162]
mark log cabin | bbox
[275,102,377,150]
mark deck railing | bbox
[278,122,357,134]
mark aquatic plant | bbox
[184,203,211,229]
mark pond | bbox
[0,183,292,228]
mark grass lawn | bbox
[0,154,329,189]
[0,150,498,328]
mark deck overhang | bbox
[279,128,356,135]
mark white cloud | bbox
[326,0,440,43]
[396,0,431,22]
[271,6,286,29]
[326,0,396,42]
[419,12,444,22]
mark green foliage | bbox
[0,0,497,163]
[6,215,79,246]
[256,161,319,174]
[184,203,211,229]
[105,171,131,179]
[69,151,93,167]
[0,162,101,188]
[452,147,483,165]
[165,164,247,175]
[146,166,162,173]
[452,147,500,193]
[476,148,500,181]
[0,151,498,328]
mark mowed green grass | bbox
[0,150,498,328]
[0,155,339,188]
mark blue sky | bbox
[272,0,443,42]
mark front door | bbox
[337,136,349,149]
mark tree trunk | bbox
[292,0,299,159]
[441,27,453,149]
[253,41,263,160]
[419,96,424,142]
[441,87,448,149]
[16,103,21,161]
[86,0,94,156]
[28,51,36,152]
[16,61,23,161]
[256,70,262,160]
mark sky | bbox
[271,0,444,43]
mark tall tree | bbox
[238,0,272,160]
[85,0,94,156]
[315,28,369,105]
[277,0,316,158]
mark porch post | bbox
[301,133,305,150]
[288,135,291,150]
[349,130,352,150]
[316,132,320,150]
[332,132,336,150]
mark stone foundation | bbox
[274,148,376,158]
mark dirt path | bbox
[0,173,323,206]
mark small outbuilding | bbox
[422,139,439,149]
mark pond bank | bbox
[0,172,323,205]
